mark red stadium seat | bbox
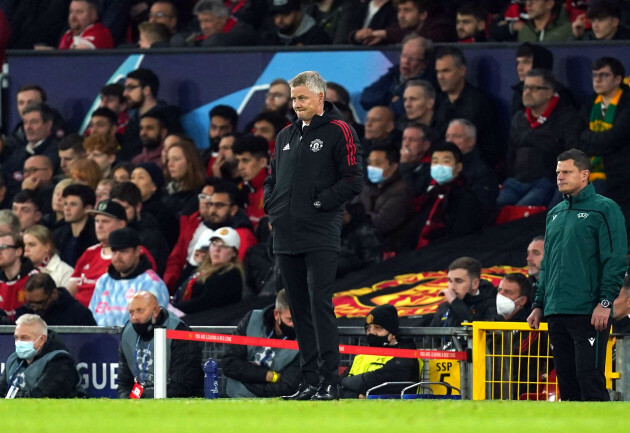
[495,205,547,225]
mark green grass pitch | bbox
[1,399,627,432]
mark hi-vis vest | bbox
[348,354,394,376]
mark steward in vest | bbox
[0,314,83,398]
[339,304,420,398]
[117,291,203,398]
[222,289,301,397]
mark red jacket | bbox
[58,23,114,49]
[0,260,39,321]
[163,210,257,291]
[242,168,267,230]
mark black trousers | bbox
[547,314,610,401]
[278,251,339,386]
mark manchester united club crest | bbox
[310,139,323,152]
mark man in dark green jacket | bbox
[528,148,627,401]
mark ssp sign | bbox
[428,360,460,395]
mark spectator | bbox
[138,21,172,48]
[132,111,169,168]
[15,273,96,326]
[7,0,70,49]
[572,2,630,41]
[496,273,532,321]
[54,184,97,268]
[69,158,102,190]
[357,145,415,252]
[118,291,203,399]
[360,34,435,118]
[515,0,572,42]
[222,288,300,397]
[233,135,269,229]
[186,0,256,47]
[430,257,496,327]
[339,304,419,398]
[112,162,135,183]
[326,82,351,106]
[58,134,86,179]
[42,178,75,231]
[95,179,115,204]
[164,181,257,291]
[110,182,170,276]
[263,79,292,119]
[510,42,553,115]
[363,106,397,158]
[89,228,169,326]
[338,203,382,278]
[456,2,488,42]
[23,225,73,287]
[20,155,55,213]
[98,83,129,136]
[398,122,433,195]
[498,69,583,207]
[87,107,119,138]
[244,222,281,296]
[209,133,240,181]
[263,0,332,45]
[397,79,436,132]
[250,111,288,153]
[0,231,39,321]
[164,140,206,218]
[0,314,83,398]
[148,0,180,35]
[206,105,238,164]
[0,210,20,235]
[445,119,499,216]
[433,47,498,166]
[416,142,484,249]
[173,227,245,314]
[348,0,397,45]
[84,133,118,179]
[304,0,352,44]
[58,0,114,50]
[12,190,43,232]
[526,235,544,284]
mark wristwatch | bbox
[600,299,613,308]
[313,200,322,209]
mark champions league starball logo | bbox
[310,139,323,152]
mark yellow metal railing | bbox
[471,322,615,401]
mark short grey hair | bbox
[289,71,326,95]
[275,289,290,311]
[448,118,477,140]
[194,0,229,18]
[0,210,21,233]
[15,314,48,336]
[406,79,435,100]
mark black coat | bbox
[430,280,498,327]
[53,216,98,268]
[462,149,499,216]
[264,102,364,254]
[346,0,397,43]
[7,0,70,48]
[15,287,96,326]
[173,266,244,314]
[142,191,179,249]
[2,136,60,199]
[130,213,170,276]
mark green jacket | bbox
[534,182,627,316]
[517,11,572,42]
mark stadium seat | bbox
[495,205,547,225]
[518,370,559,401]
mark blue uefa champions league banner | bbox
[0,331,121,398]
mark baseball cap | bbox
[268,0,301,15]
[210,227,240,250]
[109,227,141,251]
[365,304,400,335]
[87,199,127,221]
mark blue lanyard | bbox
[134,337,152,385]
[6,360,25,393]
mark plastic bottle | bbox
[203,358,219,399]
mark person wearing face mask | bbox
[339,304,419,398]
[221,289,301,397]
[0,314,83,398]
[496,273,533,321]
[356,144,415,253]
[415,142,483,250]
[117,291,203,399]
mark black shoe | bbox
[311,383,339,401]
[281,383,319,400]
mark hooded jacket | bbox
[264,102,364,254]
[15,287,96,326]
[264,14,331,46]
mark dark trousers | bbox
[547,314,610,401]
[278,251,339,386]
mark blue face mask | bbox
[431,164,454,184]
[15,336,41,360]
[367,165,384,184]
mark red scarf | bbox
[525,94,559,129]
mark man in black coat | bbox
[263,0,331,46]
[264,71,363,400]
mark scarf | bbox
[588,88,623,181]
[525,94,559,129]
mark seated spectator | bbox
[263,79,293,119]
[433,47,498,166]
[58,0,114,50]
[23,225,73,287]
[54,184,97,268]
[84,133,118,180]
[0,210,20,235]
[89,228,169,326]
[397,79,436,132]
[348,0,397,45]
[360,34,435,118]
[340,304,419,398]
[233,135,269,229]
[510,42,553,115]
[429,257,496,327]
[12,190,44,232]
[58,134,86,178]
[86,107,119,138]
[98,83,129,136]
[15,273,96,326]
[132,111,169,168]
[456,2,488,42]
[338,203,382,278]
[118,291,203,399]
[445,119,499,216]
[148,0,180,36]
[398,122,433,196]
[526,235,544,284]
[572,2,630,41]
[415,142,483,249]
[263,0,331,46]
[112,162,135,183]
[204,105,239,167]
[326,82,351,106]
[164,140,206,218]
[363,106,397,156]
[0,314,83,398]
[41,178,74,231]
[138,21,172,48]
[357,145,415,252]
[498,69,583,207]
[173,227,245,314]
[515,0,572,42]
[244,221,281,296]
[186,0,256,47]
[69,158,102,190]
[19,155,55,214]
[0,231,39,321]
[304,0,352,44]
[222,289,300,397]
[496,272,533,321]
[95,178,115,204]
[7,0,71,49]
[250,111,289,154]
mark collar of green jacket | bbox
[563,182,595,204]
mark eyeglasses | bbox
[0,244,18,251]
[266,92,288,101]
[198,193,212,201]
[23,167,48,175]
[592,72,613,80]
[522,85,551,92]
[210,240,232,249]
[149,12,173,18]
[26,297,51,307]
[124,84,141,91]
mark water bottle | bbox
[203,358,219,399]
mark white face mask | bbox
[496,293,516,316]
